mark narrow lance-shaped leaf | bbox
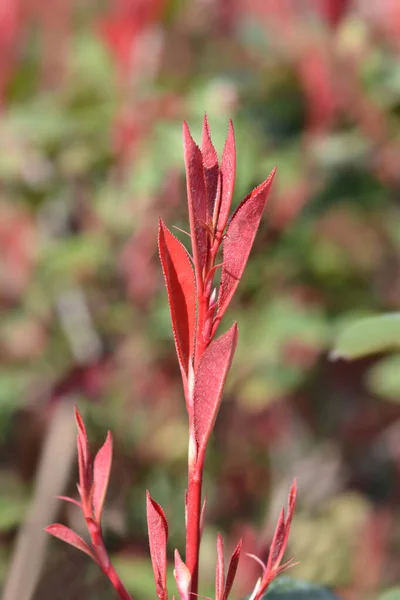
[183,122,208,274]
[57,495,82,509]
[147,491,169,600]
[92,431,113,522]
[46,524,95,560]
[174,550,191,600]
[217,169,276,322]
[267,508,286,571]
[192,324,238,462]
[158,220,196,377]
[260,480,297,594]
[74,406,90,469]
[223,539,242,600]
[201,114,219,220]
[216,120,236,234]
[216,533,225,600]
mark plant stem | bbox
[185,461,203,596]
[90,521,133,600]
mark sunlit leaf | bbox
[332,314,400,360]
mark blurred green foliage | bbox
[0,1,400,599]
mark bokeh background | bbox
[1,0,400,599]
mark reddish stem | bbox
[185,461,203,596]
[89,521,133,600]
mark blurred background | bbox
[0,0,400,599]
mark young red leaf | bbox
[74,406,89,468]
[183,121,209,274]
[201,115,219,220]
[174,549,191,600]
[92,431,113,522]
[258,480,297,597]
[216,533,225,600]
[57,495,82,509]
[216,120,236,234]
[217,169,276,322]
[192,323,238,462]
[223,539,242,600]
[77,433,90,502]
[158,220,196,377]
[46,524,95,560]
[268,480,297,572]
[266,508,286,572]
[146,491,169,600]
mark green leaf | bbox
[367,354,400,402]
[378,588,400,600]
[258,576,340,599]
[331,314,400,360]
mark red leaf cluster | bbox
[158,117,276,598]
[248,480,297,600]
[46,408,132,600]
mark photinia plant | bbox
[46,116,297,600]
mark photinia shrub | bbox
[46,117,336,600]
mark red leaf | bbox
[266,508,286,571]
[158,220,196,376]
[216,120,236,234]
[223,539,242,600]
[217,169,275,320]
[183,121,208,273]
[261,480,297,593]
[147,491,169,600]
[74,406,89,468]
[193,324,238,461]
[174,549,191,600]
[201,114,219,220]
[56,495,82,509]
[216,533,225,600]
[92,431,113,522]
[46,524,94,560]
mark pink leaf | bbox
[56,495,82,509]
[147,491,169,600]
[216,533,225,600]
[46,524,94,560]
[216,120,236,234]
[174,549,191,600]
[223,539,242,600]
[183,121,208,273]
[92,431,113,522]
[75,407,89,466]
[158,220,196,376]
[217,169,275,320]
[193,324,238,461]
[201,114,219,220]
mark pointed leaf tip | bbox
[216,533,225,600]
[147,491,169,600]
[223,539,242,600]
[158,220,196,376]
[74,406,87,441]
[46,524,94,560]
[92,431,113,522]
[218,169,275,320]
[183,121,208,273]
[202,114,220,220]
[174,550,191,600]
[217,119,236,235]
